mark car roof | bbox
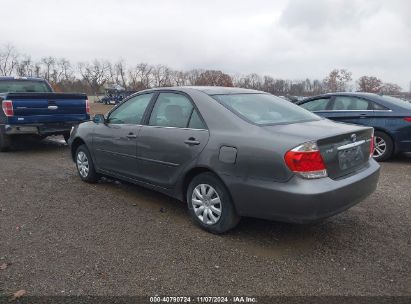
[299,92,411,112]
[305,92,380,99]
[0,76,45,82]
[145,86,264,95]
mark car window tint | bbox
[377,96,411,110]
[188,109,206,129]
[109,93,153,124]
[300,98,330,111]
[213,94,320,125]
[0,80,52,93]
[149,93,193,128]
[332,96,370,111]
[372,102,388,110]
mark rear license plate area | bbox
[338,146,364,170]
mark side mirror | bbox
[93,114,106,124]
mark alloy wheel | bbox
[373,136,387,158]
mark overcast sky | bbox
[1,0,410,89]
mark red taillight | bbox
[370,135,374,158]
[85,99,90,115]
[284,142,327,179]
[2,100,14,117]
[404,117,411,122]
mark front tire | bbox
[187,172,240,234]
[373,131,393,162]
[75,145,99,183]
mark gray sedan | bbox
[69,87,380,233]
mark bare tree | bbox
[40,56,56,82]
[170,70,189,86]
[16,55,35,77]
[114,60,128,88]
[0,44,19,76]
[128,63,153,90]
[357,76,383,93]
[152,64,172,87]
[194,70,233,87]
[78,60,110,95]
[236,73,262,90]
[380,83,402,95]
[323,69,352,92]
[186,69,204,85]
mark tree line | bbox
[0,44,404,96]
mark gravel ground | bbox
[0,104,410,296]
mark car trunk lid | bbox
[316,128,373,179]
[262,119,373,180]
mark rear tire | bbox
[75,144,99,183]
[373,131,393,162]
[0,128,12,152]
[187,172,240,234]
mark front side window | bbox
[300,98,330,111]
[149,93,194,128]
[108,93,153,124]
[212,93,320,125]
[332,96,370,111]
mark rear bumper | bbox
[3,122,81,136]
[225,160,380,223]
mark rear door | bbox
[136,92,209,188]
[92,93,154,178]
[325,96,376,126]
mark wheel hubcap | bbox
[373,136,387,158]
[192,184,222,225]
[77,151,89,178]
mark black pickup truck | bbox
[0,77,90,151]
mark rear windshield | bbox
[0,80,52,93]
[378,95,411,110]
[212,93,321,125]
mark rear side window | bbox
[0,80,52,93]
[108,93,153,124]
[212,93,320,125]
[300,98,330,111]
[378,95,411,110]
[332,96,370,110]
[149,93,194,128]
[372,102,388,110]
[188,110,206,129]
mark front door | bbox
[92,93,154,178]
[136,92,209,188]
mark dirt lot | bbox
[0,103,410,297]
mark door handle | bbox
[359,113,367,118]
[184,137,200,145]
[126,133,137,139]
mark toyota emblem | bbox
[351,134,357,142]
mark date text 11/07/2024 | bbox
[149,296,258,303]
